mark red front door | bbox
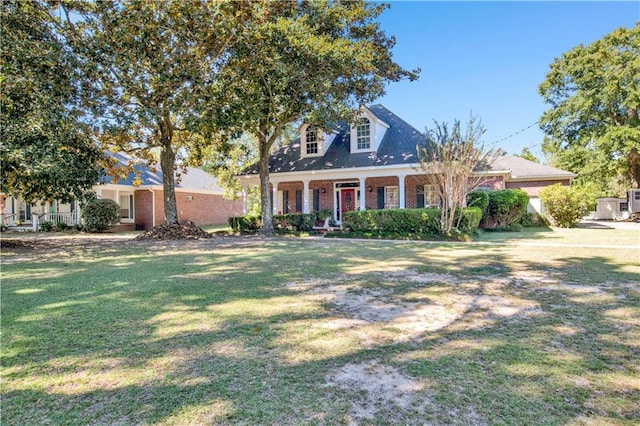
[340,189,356,221]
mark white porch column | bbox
[398,174,406,209]
[241,186,248,215]
[302,180,310,213]
[272,181,279,215]
[359,177,367,211]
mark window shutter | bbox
[295,190,302,212]
[377,187,385,209]
[282,190,289,214]
[416,185,425,208]
[312,189,320,212]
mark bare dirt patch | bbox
[326,360,429,424]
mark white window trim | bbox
[385,186,399,209]
[300,124,324,158]
[350,109,389,153]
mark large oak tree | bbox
[59,0,248,224]
[211,1,418,234]
[0,0,102,205]
[539,24,640,193]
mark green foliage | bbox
[0,0,102,204]
[466,190,489,213]
[82,199,120,233]
[40,221,54,232]
[343,209,440,234]
[215,1,418,235]
[56,221,68,231]
[539,24,640,192]
[342,207,482,236]
[59,1,248,224]
[273,214,315,232]
[417,116,497,234]
[228,215,261,233]
[539,184,595,228]
[482,189,529,229]
[518,147,539,163]
[456,207,483,234]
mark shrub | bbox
[539,184,595,228]
[481,189,529,229]
[273,213,315,232]
[40,221,54,232]
[343,208,441,234]
[56,221,68,231]
[82,199,120,232]
[456,207,482,233]
[466,190,489,213]
[228,215,261,233]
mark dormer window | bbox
[350,108,388,153]
[305,126,319,155]
[356,118,371,150]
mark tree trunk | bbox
[629,147,640,189]
[160,138,179,225]
[258,136,273,235]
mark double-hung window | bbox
[306,126,318,155]
[356,118,371,150]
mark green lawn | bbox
[1,229,639,425]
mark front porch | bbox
[243,173,432,225]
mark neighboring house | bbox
[1,153,243,230]
[238,104,575,222]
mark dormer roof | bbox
[242,104,427,175]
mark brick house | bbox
[1,152,243,231]
[238,104,574,223]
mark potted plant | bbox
[316,209,332,228]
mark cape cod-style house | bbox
[1,152,243,231]
[238,104,575,223]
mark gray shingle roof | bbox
[102,152,225,192]
[490,155,576,179]
[242,104,427,174]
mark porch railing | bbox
[35,212,81,230]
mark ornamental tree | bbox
[539,24,640,193]
[211,1,418,235]
[417,116,497,234]
[0,0,102,204]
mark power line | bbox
[489,121,539,147]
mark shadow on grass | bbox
[1,238,638,424]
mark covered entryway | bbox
[335,182,360,222]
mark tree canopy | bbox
[58,0,249,224]
[539,24,640,193]
[210,1,418,234]
[0,0,102,205]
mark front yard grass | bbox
[1,230,639,425]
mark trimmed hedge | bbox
[481,189,529,229]
[82,198,120,232]
[273,213,315,232]
[343,207,482,235]
[466,190,489,213]
[228,215,261,233]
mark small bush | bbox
[456,207,482,233]
[82,199,120,232]
[273,213,315,232]
[466,190,489,213]
[482,189,529,229]
[56,221,68,231]
[228,215,261,233]
[539,184,595,228]
[40,221,54,232]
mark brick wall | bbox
[134,189,243,230]
[506,179,570,197]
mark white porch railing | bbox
[36,212,81,229]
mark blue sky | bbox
[376,1,639,159]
